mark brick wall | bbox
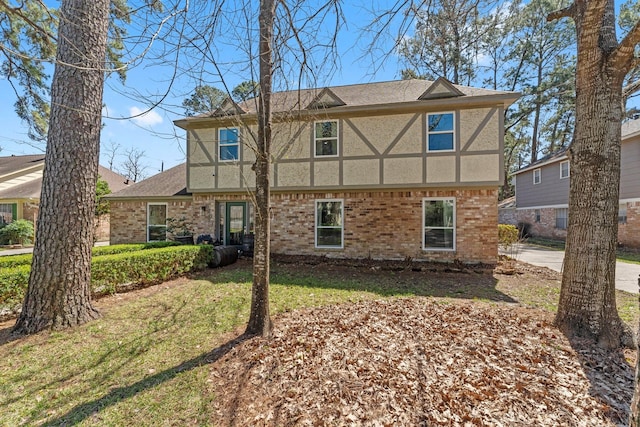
[111,188,498,264]
[516,208,567,240]
[110,199,200,244]
[619,201,640,248]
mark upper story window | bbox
[427,112,455,152]
[315,120,339,157]
[533,168,541,185]
[560,161,570,179]
[219,127,239,161]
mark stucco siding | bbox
[459,108,500,152]
[515,161,569,208]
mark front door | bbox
[225,202,246,246]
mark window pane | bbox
[428,114,453,132]
[424,200,453,227]
[315,121,337,138]
[220,145,238,160]
[317,228,342,247]
[148,205,166,226]
[424,228,454,249]
[317,202,342,226]
[220,128,238,145]
[148,225,167,241]
[315,139,338,156]
[428,133,454,151]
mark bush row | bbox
[0,245,212,310]
[0,241,182,269]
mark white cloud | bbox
[129,106,163,127]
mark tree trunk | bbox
[245,0,275,337]
[554,0,631,349]
[632,281,640,425]
[13,0,110,334]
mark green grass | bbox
[0,260,637,426]
[526,237,640,264]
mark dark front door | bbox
[225,202,246,246]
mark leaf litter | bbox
[209,298,634,426]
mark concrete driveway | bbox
[502,243,640,294]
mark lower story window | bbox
[423,198,455,250]
[619,203,628,224]
[555,208,568,230]
[535,209,541,223]
[148,203,167,241]
[0,203,16,225]
[315,200,343,248]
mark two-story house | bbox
[510,118,640,247]
[108,78,519,264]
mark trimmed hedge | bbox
[0,245,213,313]
[0,241,183,269]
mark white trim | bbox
[512,154,569,176]
[426,112,456,153]
[422,197,456,252]
[313,120,339,158]
[147,202,168,242]
[559,160,570,179]
[315,199,344,249]
[620,197,640,204]
[218,127,240,162]
[516,204,568,210]
[532,168,541,185]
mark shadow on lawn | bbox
[203,256,518,304]
[39,333,252,427]
[567,336,635,425]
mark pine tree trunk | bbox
[245,0,275,337]
[554,0,631,349]
[13,0,110,334]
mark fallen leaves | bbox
[208,298,633,426]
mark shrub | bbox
[0,265,30,307]
[498,224,519,249]
[0,244,213,313]
[0,254,32,269]
[0,220,34,245]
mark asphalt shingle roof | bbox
[107,163,188,199]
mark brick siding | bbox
[111,188,498,264]
[619,201,640,248]
[516,208,568,240]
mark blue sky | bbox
[0,2,402,176]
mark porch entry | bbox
[218,201,254,246]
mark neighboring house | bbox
[109,78,519,264]
[512,118,640,247]
[0,154,130,240]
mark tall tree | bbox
[548,0,640,349]
[13,0,111,334]
[182,85,226,116]
[398,0,493,85]
[245,0,276,337]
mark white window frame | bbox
[147,202,168,242]
[426,112,455,153]
[423,197,456,251]
[533,168,541,185]
[314,120,339,157]
[560,161,570,179]
[315,199,344,249]
[218,127,239,162]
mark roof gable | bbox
[211,97,248,117]
[418,77,465,100]
[306,88,346,109]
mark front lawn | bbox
[0,258,636,426]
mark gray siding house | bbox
[509,118,640,247]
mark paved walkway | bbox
[501,243,640,294]
[0,241,109,257]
